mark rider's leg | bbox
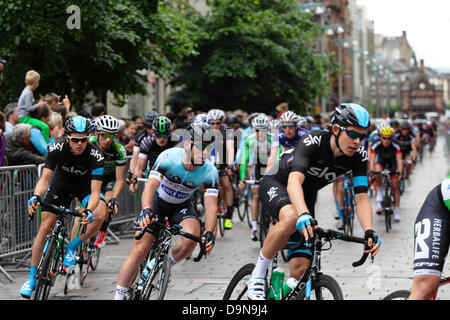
[115,232,155,299]
[171,218,201,263]
[408,275,440,300]
[375,163,384,211]
[95,190,114,247]
[251,186,259,234]
[391,174,400,221]
[221,175,234,229]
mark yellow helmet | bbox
[379,125,394,136]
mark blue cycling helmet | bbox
[331,103,370,129]
[193,113,208,124]
[65,115,93,134]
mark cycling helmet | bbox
[399,120,411,129]
[193,113,208,123]
[186,123,215,144]
[207,109,225,122]
[280,111,300,124]
[331,103,370,129]
[297,116,306,127]
[247,113,260,127]
[269,119,282,130]
[65,116,92,134]
[225,113,239,126]
[379,125,395,136]
[95,115,120,133]
[143,110,159,127]
[152,116,172,134]
[252,114,269,130]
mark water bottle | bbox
[268,267,285,300]
[282,277,298,298]
[140,258,156,282]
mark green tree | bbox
[170,0,336,114]
[0,0,197,110]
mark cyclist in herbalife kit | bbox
[409,172,450,299]
[246,104,381,300]
[114,123,219,300]
[20,116,106,299]
[89,115,127,248]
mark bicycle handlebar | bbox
[289,220,373,268]
[34,201,87,236]
[243,179,260,185]
[135,220,207,262]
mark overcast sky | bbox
[356,0,450,70]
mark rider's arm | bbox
[141,173,161,210]
[354,192,373,232]
[411,141,417,160]
[204,194,218,234]
[112,164,126,200]
[239,137,250,180]
[396,151,403,177]
[34,168,53,197]
[287,171,309,215]
[135,154,147,180]
[86,179,102,212]
[266,146,279,173]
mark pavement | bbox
[0,135,448,300]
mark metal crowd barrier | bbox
[0,158,144,283]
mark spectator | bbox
[118,120,136,155]
[48,112,64,143]
[4,102,19,136]
[29,106,51,156]
[275,102,289,119]
[186,107,195,123]
[53,103,68,122]
[5,123,45,165]
[172,98,189,129]
[91,102,106,118]
[44,93,71,114]
[17,70,50,142]
[0,111,6,166]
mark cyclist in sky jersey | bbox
[114,123,219,300]
[20,116,106,299]
[246,103,381,300]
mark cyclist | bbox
[369,124,403,222]
[127,110,159,189]
[20,116,106,299]
[208,109,235,230]
[89,115,127,248]
[246,103,381,300]
[223,113,244,229]
[238,114,273,241]
[130,115,180,193]
[114,123,219,300]
[393,120,417,181]
[408,172,450,300]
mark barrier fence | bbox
[0,159,143,283]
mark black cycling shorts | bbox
[258,175,317,260]
[413,184,450,277]
[139,194,200,236]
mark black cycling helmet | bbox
[143,110,159,127]
[152,115,172,134]
[65,115,93,134]
[331,103,370,129]
[225,113,239,125]
[186,122,215,144]
[400,120,411,129]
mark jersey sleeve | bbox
[203,165,219,197]
[149,149,170,182]
[113,141,127,166]
[289,135,316,175]
[352,146,369,194]
[89,146,105,180]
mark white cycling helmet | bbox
[95,115,120,133]
[193,113,208,123]
[280,111,300,124]
[269,119,282,129]
[252,114,269,130]
[297,116,306,127]
[207,109,225,122]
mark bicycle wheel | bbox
[79,243,88,286]
[223,263,256,300]
[217,212,225,237]
[383,290,410,300]
[34,237,57,300]
[142,255,171,300]
[246,188,252,228]
[295,274,344,300]
[343,191,354,236]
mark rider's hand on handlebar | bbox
[108,198,118,214]
[138,207,157,228]
[364,229,381,258]
[238,180,245,190]
[27,194,41,217]
[81,209,94,225]
[202,231,215,255]
[296,213,314,241]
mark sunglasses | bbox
[381,136,392,141]
[344,129,367,140]
[210,121,222,126]
[68,136,89,143]
[155,132,169,139]
[282,124,296,129]
[100,133,116,140]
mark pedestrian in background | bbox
[4,102,18,136]
[0,111,6,166]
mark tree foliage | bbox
[171,0,337,114]
[0,0,197,110]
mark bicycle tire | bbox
[236,187,246,221]
[382,290,410,300]
[223,263,255,300]
[218,213,225,237]
[343,190,354,236]
[295,274,344,300]
[79,243,88,286]
[142,255,171,300]
[34,237,57,300]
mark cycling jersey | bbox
[210,126,240,173]
[271,127,309,151]
[149,147,219,204]
[89,136,127,177]
[239,131,274,181]
[138,134,180,173]
[370,139,402,171]
[133,128,150,153]
[393,132,416,156]
[42,137,105,211]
